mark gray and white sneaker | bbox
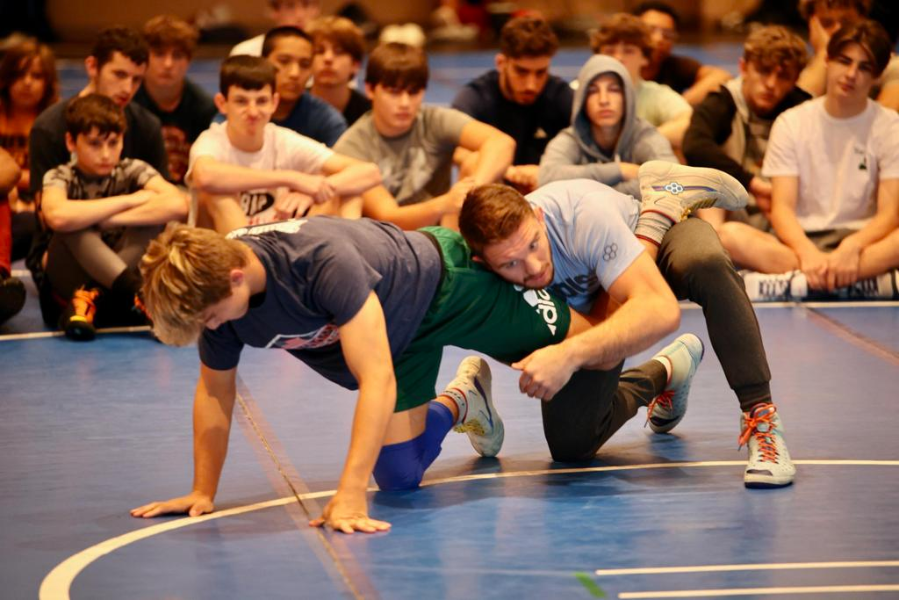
[635,162,749,245]
[441,356,504,457]
[741,270,803,302]
[740,403,795,488]
[646,334,705,434]
[846,269,898,300]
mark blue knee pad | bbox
[372,402,455,491]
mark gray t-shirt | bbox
[198,217,442,390]
[527,179,644,314]
[334,105,472,206]
[43,157,159,200]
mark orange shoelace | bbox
[644,390,674,427]
[71,288,99,321]
[738,409,779,462]
[134,295,151,320]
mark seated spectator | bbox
[0,38,57,202]
[0,37,58,261]
[189,56,380,233]
[231,0,321,57]
[0,147,24,325]
[719,21,898,301]
[538,54,677,198]
[451,15,572,193]
[684,25,810,230]
[796,0,868,97]
[590,13,692,153]
[797,0,897,110]
[335,42,515,230]
[40,94,187,340]
[27,26,170,326]
[634,1,731,105]
[307,16,371,127]
[134,15,217,185]
[262,26,347,146]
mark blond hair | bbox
[140,223,247,346]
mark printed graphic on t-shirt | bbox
[265,324,340,349]
[161,125,190,183]
[240,191,276,223]
[229,219,307,239]
[520,288,560,335]
[548,272,600,301]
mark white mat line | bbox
[619,584,899,598]
[597,560,898,576]
[0,325,150,342]
[40,459,898,600]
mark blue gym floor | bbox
[2,305,897,599]
[2,47,898,599]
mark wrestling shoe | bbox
[646,333,704,434]
[60,287,100,341]
[741,270,803,302]
[739,403,795,488]
[636,162,749,246]
[0,275,26,325]
[441,356,504,458]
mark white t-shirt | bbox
[230,35,264,57]
[636,79,691,127]
[188,122,334,224]
[762,97,899,232]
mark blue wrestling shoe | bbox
[646,334,705,434]
[443,356,504,458]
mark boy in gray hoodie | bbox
[539,54,677,200]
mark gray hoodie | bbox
[538,55,677,197]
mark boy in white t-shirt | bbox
[188,56,381,233]
[717,21,899,301]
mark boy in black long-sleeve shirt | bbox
[684,26,810,231]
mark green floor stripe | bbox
[575,572,606,598]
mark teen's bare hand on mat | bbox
[130,492,215,518]
[309,491,391,534]
[512,344,577,400]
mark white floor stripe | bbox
[597,560,898,577]
[619,584,899,598]
[679,300,898,309]
[38,459,898,600]
[0,325,150,342]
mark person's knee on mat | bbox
[372,402,455,491]
[372,436,427,491]
[546,437,601,463]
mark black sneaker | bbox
[0,275,26,325]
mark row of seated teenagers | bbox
[0,3,897,333]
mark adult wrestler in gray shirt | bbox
[460,170,796,490]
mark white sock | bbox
[652,355,673,384]
[437,387,467,426]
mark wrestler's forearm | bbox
[563,295,679,371]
